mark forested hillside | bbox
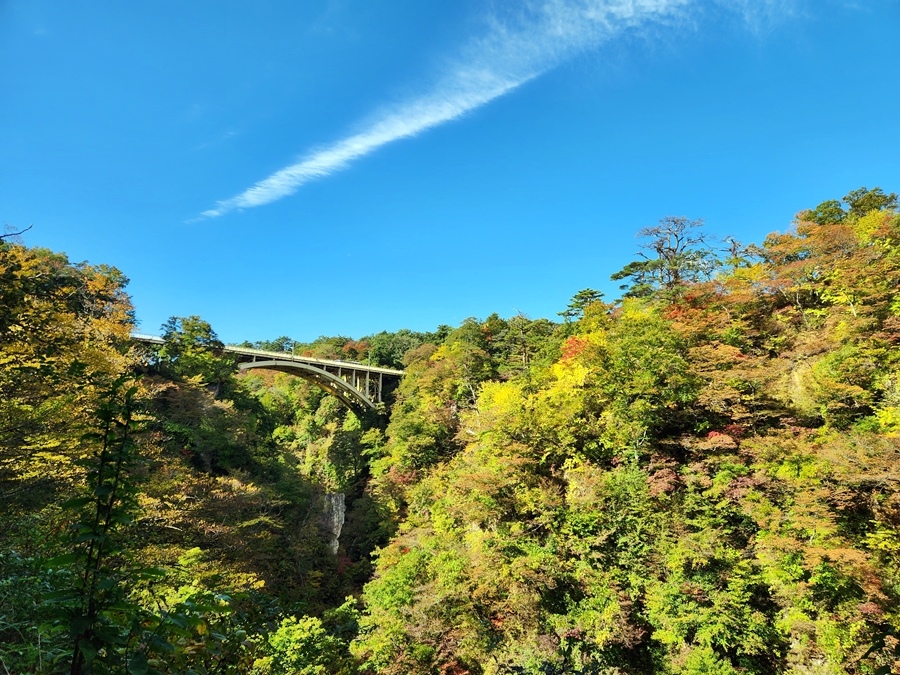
[2,187,898,673]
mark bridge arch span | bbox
[238,360,376,416]
[130,334,402,416]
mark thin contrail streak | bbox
[197,0,781,219]
[199,74,532,218]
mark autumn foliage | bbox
[2,187,899,673]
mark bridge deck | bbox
[130,334,404,376]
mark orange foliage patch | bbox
[561,336,589,362]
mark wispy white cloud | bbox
[719,0,802,33]
[198,0,790,219]
[199,72,528,218]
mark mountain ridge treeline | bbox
[1,186,898,673]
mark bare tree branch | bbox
[1,224,33,243]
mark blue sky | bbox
[3,0,898,344]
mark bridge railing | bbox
[130,333,165,344]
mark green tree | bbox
[806,199,846,225]
[494,313,559,377]
[843,186,897,219]
[558,288,604,324]
[254,617,345,674]
[158,315,236,395]
[804,187,897,225]
[57,378,144,675]
[364,329,430,369]
[611,216,717,298]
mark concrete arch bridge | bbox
[131,335,404,415]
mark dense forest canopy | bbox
[1,187,899,673]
